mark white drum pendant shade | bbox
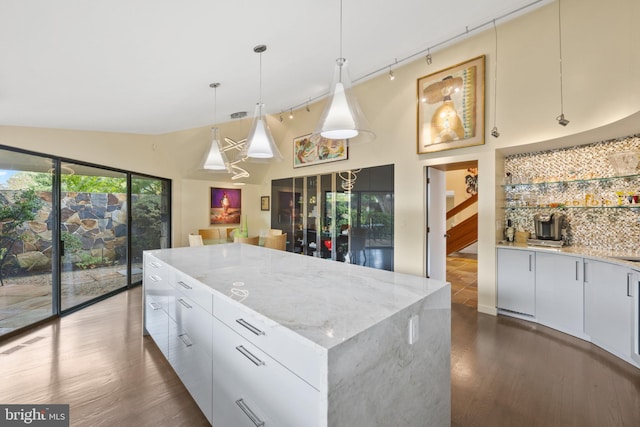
[312,58,374,144]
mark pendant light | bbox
[241,44,282,160]
[312,0,374,144]
[202,83,230,171]
[556,0,569,127]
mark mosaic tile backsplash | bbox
[503,134,640,252]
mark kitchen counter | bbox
[144,243,451,426]
[497,242,640,269]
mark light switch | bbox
[408,314,419,345]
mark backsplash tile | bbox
[503,134,640,252]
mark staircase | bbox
[446,194,478,255]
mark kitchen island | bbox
[143,243,451,426]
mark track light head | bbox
[556,114,569,126]
[491,127,500,138]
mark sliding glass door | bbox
[0,144,172,339]
[60,163,128,311]
[0,150,55,335]
[130,174,171,284]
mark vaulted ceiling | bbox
[0,0,551,135]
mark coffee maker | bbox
[533,213,564,240]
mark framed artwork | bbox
[210,187,241,224]
[417,55,485,154]
[293,134,347,168]
[260,196,270,211]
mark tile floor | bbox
[447,252,477,309]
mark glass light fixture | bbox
[242,45,282,160]
[202,83,230,171]
[312,0,374,144]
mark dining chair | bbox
[263,233,287,251]
[226,228,239,242]
[233,236,260,245]
[198,228,220,241]
[188,234,204,247]
[268,229,283,236]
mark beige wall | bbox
[1,0,638,314]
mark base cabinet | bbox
[212,317,320,427]
[535,252,585,338]
[585,260,634,363]
[497,248,535,316]
[496,247,640,369]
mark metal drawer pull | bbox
[178,298,192,309]
[149,275,161,282]
[150,262,161,268]
[235,398,265,427]
[149,302,162,310]
[235,345,265,367]
[178,281,192,290]
[178,333,193,347]
[236,318,265,336]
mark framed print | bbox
[293,134,347,168]
[261,196,270,211]
[210,187,241,224]
[417,55,485,154]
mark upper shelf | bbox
[501,173,640,188]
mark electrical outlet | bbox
[408,314,419,345]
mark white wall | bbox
[1,0,638,315]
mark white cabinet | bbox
[143,254,170,358]
[144,255,213,424]
[535,252,585,338]
[585,260,635,364]
[212,317,320,427]
[497,248,535,316]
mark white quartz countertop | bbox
[497,242,640,269]
[147,244,449,350]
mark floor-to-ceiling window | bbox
[0,149,55,335]
[0,145,171,338]
[59,162,129,311]
[130,174,171,284]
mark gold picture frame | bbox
[260,196,270,211]
[417,55,485,154]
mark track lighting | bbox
[289,109,294,120]
[388,67,395,81]
[426,49,433,65]
[556,114,569,126]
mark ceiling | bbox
[0,0,550,135]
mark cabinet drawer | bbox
[145,296,169,358]
[212,319,320,427]
[169,268,213,315]
[170,293,213,358]
[214,294,324,390]
[169,320,213,423]
[144,254,168,285]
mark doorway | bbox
[426,161,478,308]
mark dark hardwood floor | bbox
[1,282,638,426]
